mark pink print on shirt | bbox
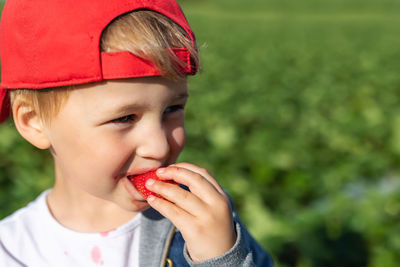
[91,245,104,265]
[100,228,117,237]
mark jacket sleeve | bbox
[182,197,274,267]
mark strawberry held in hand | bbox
[128,170,177,199]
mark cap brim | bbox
[0,88,10,123]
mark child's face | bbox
[43,77,188,212]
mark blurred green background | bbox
[1,0,400,266]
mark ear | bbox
[12,99,51,149]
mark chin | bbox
[123,199,151,213]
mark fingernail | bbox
[147,195,155,202]
[146,179,155,187]
[157,168,165,174]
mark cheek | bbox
[169,126,186,153]
[80,135,133,175]
[50,126,128,179]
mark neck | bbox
[47,180,138,233]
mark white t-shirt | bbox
[0,190,141,267]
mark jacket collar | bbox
[139,208,174,267]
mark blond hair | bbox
[10,10,198,125]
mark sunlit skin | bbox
[22,77,236,261]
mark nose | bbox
[135,119,170,160]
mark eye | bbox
[164,105,184,115]
[111,114,137,124]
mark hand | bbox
[145,162,237,262]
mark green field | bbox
[1,0,400,266]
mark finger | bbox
[169,162,225,195]
[146,178,207,216]
[168,164,232,211]
[156,166,223,205]
[146,195,194,230]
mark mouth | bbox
[114,168,158,181]
[125,168,159,180]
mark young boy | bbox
[0,0,273,266]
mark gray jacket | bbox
[139,207,274,267]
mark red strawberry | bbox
[128,170,176,199]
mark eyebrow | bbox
[111,103,143,115]
[107,92,189,116]
[175,92,189,100]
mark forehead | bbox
[65,77,188,111]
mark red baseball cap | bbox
[0,0,197,123]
